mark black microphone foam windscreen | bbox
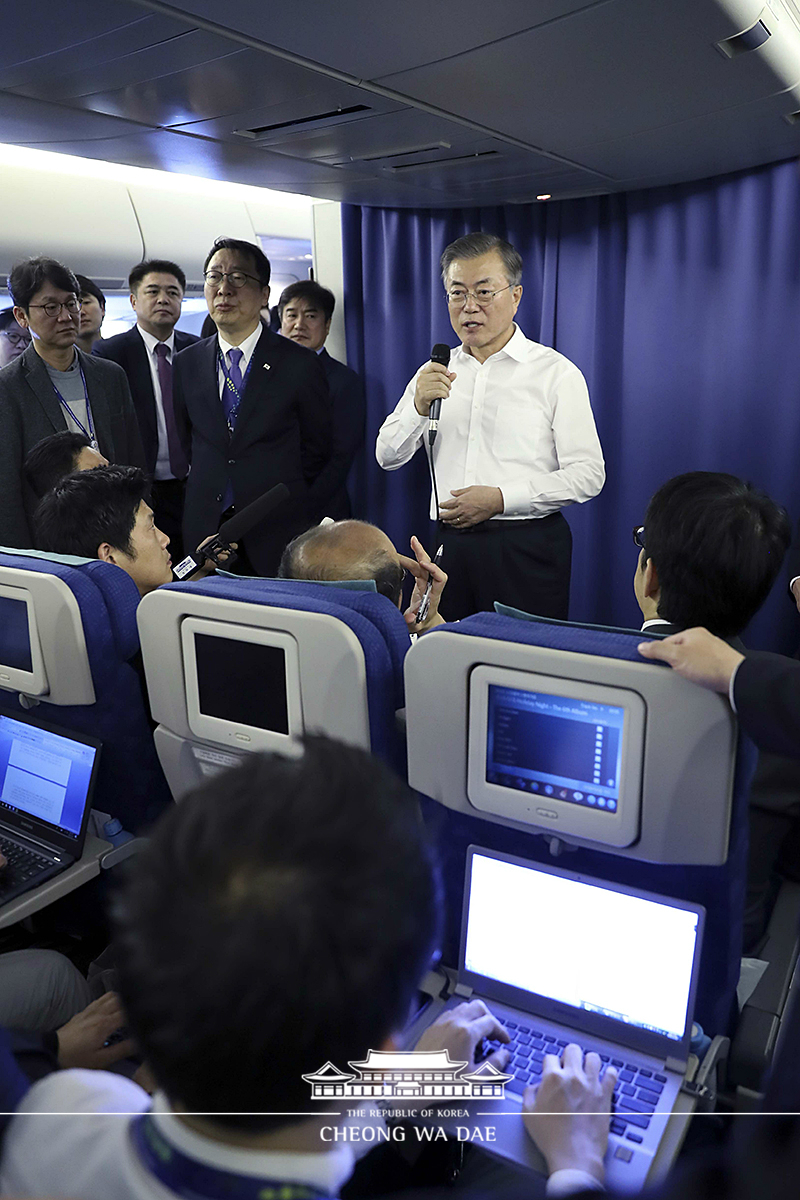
[431,343,451,367]
[217,483,290,543]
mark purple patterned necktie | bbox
[154,342,188,479]
[222,347,244,432]
[221,348,244,512]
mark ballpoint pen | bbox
[415,544,444,625]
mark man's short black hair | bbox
[642,471,791,638]
[74,274,105,310]
[34,465,149,559]
[204,237,271,287]
[0,307,21,333]
[8,257,80,311]
[24,432,93,499]
[129,259,187,293]
[114,738,440,1129]
[278,280,335,323]
[280,522,405,607]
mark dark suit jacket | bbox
[733,651,800,758]
[0,343,146,548]
[93,326,199,476]
[313,347,365,519]
[174,327,332,575]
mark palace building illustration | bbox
[303,1050,513,1100]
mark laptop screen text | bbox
[0,715,96,839]
[464,852,699,1043]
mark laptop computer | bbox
[0,708,100,906]
[405,845,706,1192]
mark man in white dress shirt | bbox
[376,233,605,621]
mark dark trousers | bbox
[437,512,572,623]
[150,478,186,564]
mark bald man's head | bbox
[279,520,405,607]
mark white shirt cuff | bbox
[728,658,743,713]
[546,1168,604,1195]
[790,576,800,596]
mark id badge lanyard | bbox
[49,361,99,450]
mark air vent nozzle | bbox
[716,17,772,59]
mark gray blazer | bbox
[0,343,146,548]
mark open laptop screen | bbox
[0,711,98,843]
[462,849,702,1045]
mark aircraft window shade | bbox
[467,665,644,850]
[0,596,32,673]
[195,635,289,735]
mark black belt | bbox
[438,513,563,534]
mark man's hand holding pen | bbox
[400,539,447,633]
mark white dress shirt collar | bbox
[137,324,176,357]
[150,1096,354,1194]
[453,322,528,364]
[218,323,264,374]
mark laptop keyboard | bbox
[0,836,52,893]
[482,1020,667,1138]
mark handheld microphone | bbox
[428,343,451,446]
[172,482,290,580]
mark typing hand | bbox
[522,1044,616,1184]
[415,1000,510,1075]
[56,992,137,1070]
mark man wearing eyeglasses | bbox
[174,237,332,576]
[376,232,605,622]
[0,256,145,549]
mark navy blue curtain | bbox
[342,158,800,653]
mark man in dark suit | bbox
[93,259,198,560]
[278,280,365,520]
[632,473,794,949]
[175,238,332,576]
[0,256,145,548]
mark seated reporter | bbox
[23,430,108,499]
[0,739,527,1199]
[33,465,232,595]
[279,519,447,633]
[34,465,173,597]
[632,472,790,640]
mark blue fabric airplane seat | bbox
[137,576,411,800]
[405,612,757,1038]
[0,552,171,833]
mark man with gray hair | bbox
[376,232,605,621]
[279,519,447,633]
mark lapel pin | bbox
[263,362,271,370]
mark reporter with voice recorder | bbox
[376,233,605,621]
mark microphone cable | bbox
[426,344,451,529]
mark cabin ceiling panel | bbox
[377,0,792,149]
[0,11,190,85]
[0,1,159,71]
[155,0,586,79]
